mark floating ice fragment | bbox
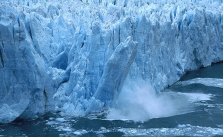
[131,129,137,134]
[62,128,72,132]
[115,126,223,136]
[178,124,186,128]
[55,118,66,122]
[49,117,54,121]
[100,127,106,130]
[46,121,57,125]
[160,128,167,132]
[73,131,82,135]
[207,105,215,108]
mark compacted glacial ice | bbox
[0,0,223,123]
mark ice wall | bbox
[0,10,53,123]
[0,0,223,123]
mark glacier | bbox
[0,0,223,123]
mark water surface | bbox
[1,63,223,137]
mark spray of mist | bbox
[106,79,211,122]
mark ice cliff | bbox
[0,0,223,123]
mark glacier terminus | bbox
[0,0,223,124]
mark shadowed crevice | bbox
[0,49,4,68]
[43,89,48,112]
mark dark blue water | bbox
[1,62,223,137]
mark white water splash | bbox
[107,80,212,122]
[175,78,223,88]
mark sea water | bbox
[1,63,223,137]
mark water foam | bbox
[107,80,212,122]
[175,78,223,88]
